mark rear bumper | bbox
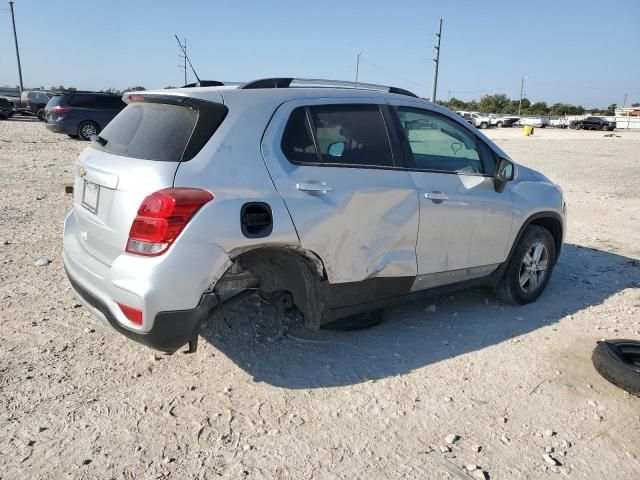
[45,121,71,134]
[63,210,232,351]
[66,268,217,352]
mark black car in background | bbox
[44,92,126,140]
[0,98,12,119]
[570,116,615,131]
[20,90,52,120]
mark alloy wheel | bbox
[518,242,549,294]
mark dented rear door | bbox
[261,98,419,286]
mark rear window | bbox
[46,95,63,109]
[91,99,227,162]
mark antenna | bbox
[174,34,201,83]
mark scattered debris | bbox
[439,445,451,453]
[544,429,556,437]
[34,257,51,266]
[501,435,510,444]
[466,464,478,471]
[470,444,482,453]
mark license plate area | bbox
[81,180,100,214]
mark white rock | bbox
[471,470,488,480]
[543,453,559,466]
[444,396,453,402]
[34,257,51,266]
[544,429,555,437]
[501,435,510,444]
[545,446,554,453]
[470,444,482,452]
[439,445,451,453]
[466,464,478,471]
[445,434,459,445]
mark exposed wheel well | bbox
[528,216,563,256]
[221,247,328,330]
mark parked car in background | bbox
[20,90,52,120]
[45,92,126,140]
[570,116,615,131]
[489,114,519,128]
[455,111,474,124]
[519,117,550,128]
[469,112,491,129]
[0,98,12,119]
[63,77,566,353]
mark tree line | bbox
[436,93,638,116]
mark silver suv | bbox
[63,78,566,352]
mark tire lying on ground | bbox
[592,339,640,396]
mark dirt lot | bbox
[1,119,639,479]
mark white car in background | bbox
[519,116,550,128]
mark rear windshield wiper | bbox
[89,134,108,146]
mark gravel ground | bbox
[1,119,639,479]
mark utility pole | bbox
[8,0,24,93]
[622,93,628,108]
[518,75,528,116]
[430,18,442,102]
[355,52,361,83]
[174,34,201,84]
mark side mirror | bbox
[327,142,345,157]
[494,158,514,193]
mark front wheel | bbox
[480,122,488,129]
[496,225,556,305]
[496,121,504,128]
[78,121,99,141]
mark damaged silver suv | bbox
[63,78,566,352]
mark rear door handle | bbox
[424,191,449,201]
[296,182,333,193]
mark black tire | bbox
[67,134,79,139]
[78,121,99,141]
[496,121,504,128]
[480,122,488,129]
[496,225,556,305]
[37,108,46,121]
[592,340,640,396]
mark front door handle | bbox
[296,182,333,193]
[424,191,449,201]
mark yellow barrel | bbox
[524,125,534,136]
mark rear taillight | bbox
[126,188,213,256]
[52,105,70,114]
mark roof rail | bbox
[240,77,418,98]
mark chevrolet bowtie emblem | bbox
[78,167,86,178]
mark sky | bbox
[1,0,639,108]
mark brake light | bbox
[52,105,70,114]
[126,188,213,256]
[118,303,142,325]
[128,94,145,103]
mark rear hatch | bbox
[45,94,64,122]
[72,92,228,266]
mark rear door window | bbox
[69,95,96,108]
[281,104,395,167]
[91,99,227,162]
[95,95,125,109]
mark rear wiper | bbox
[89,134,108,146]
